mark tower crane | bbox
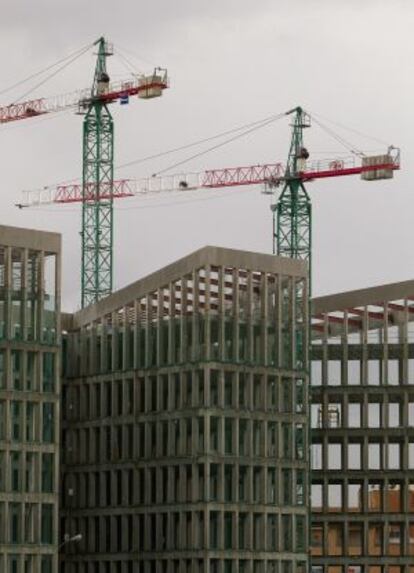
[1,36,168,307]
[18,107,399,296]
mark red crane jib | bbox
[0,99,48,123]
[0,80,168,124]
[201,160,400,187]
[202,164,285,187]
[54,180,134,203]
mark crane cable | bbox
[307,108,394,157]
[118,111,287,172]
[307,114,365,157]
[0,42,94,102]
[309,109,391,147]
[114,49,146,76]
[12,43,94,105]
[116,44,159,69]
[151,111,287,176]
[22,110,290,191]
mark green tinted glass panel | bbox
[41,504,54,544]
[42,403,54,443]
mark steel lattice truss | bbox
[275,181,311,262]
[273,108,313,297]
[81,40,114,307]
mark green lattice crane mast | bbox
[272,106,312,288]
[81,37,114,308]
[0,37,168,308]
[80,37,168,306]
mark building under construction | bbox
[0,225,61,573]
[310,282,414,573]
[60,245,309,573]
[59,249,414,573]
[0,222,413,573]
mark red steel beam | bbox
[347,307,385,321]
[0,81,168,125]
[202,163,285,188]
[0,99,47,123]
[53,180,134,203]
[314,313,361,328]
[387,302,414,314]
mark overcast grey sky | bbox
[0,0,412,310]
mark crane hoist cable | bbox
[21,109,290,191]
[114,49,146,76]
[309,109,391,147]
[117,111,288,171]
[152,111,287,176]
[307,114,365,157]
[116,43,159,69]
[0,42,94,101]
[12,43,93,104]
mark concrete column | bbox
[133,298,140,369]
[168,282,175,366]
[101,316,108,373]
[123,304,130,370]
[247,270,253,364]
[38,250,45,343]
[218,266,225,362]
[192,270,199,362]
[145,295,151,368]
[156,288,162,367]
[180,277,187,364]
[262,272,268,366]
[21,248,28,342]
[89,321,97,375]
[79,326,87,376]
[233,268,240,363]
[112,310,119,372]
[4,246,11,340]
[205,266,211,361]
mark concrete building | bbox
[60,246,310,573]
[0,225,61,573]
[310,281,414,573]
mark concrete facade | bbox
[60,246,310,573]
[310,281,414,573]
[0,225,61,573]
